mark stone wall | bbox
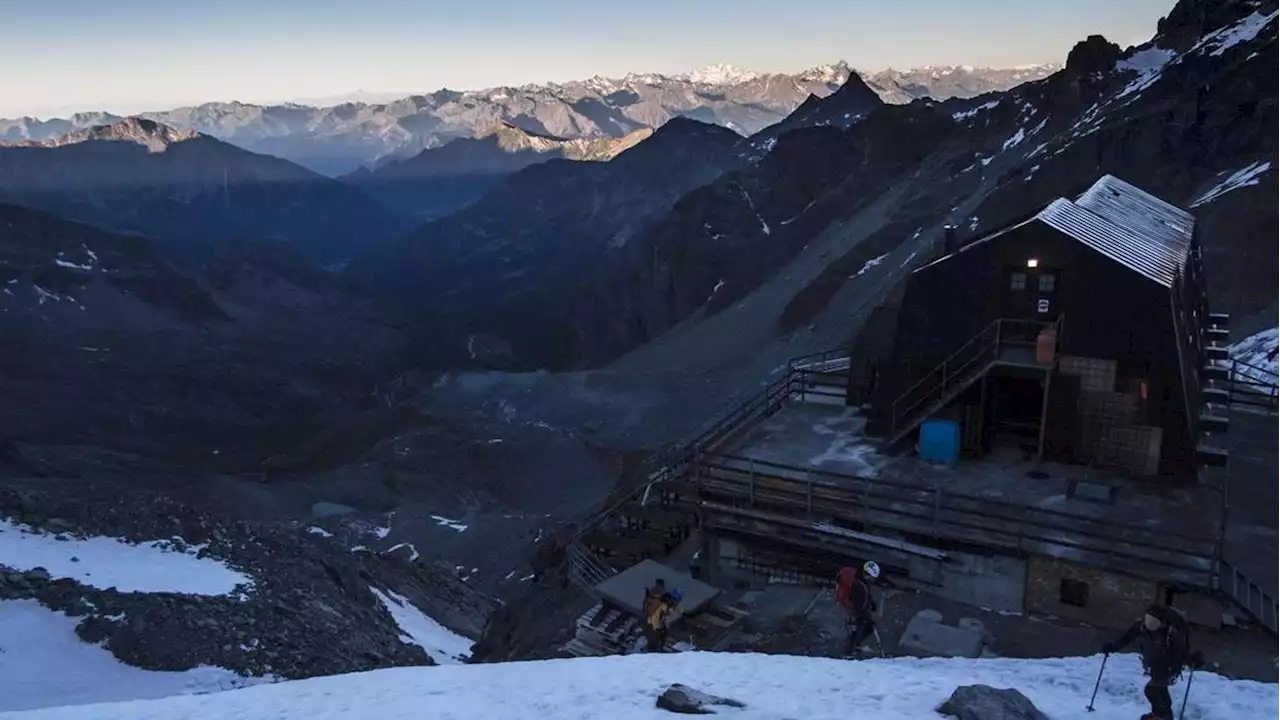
[916,551,1027,613]
[1025,555,1158,630]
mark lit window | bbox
[1010,273,1027,290]
[1038,274,1056,292]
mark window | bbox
[1038,273,1056,292]
[1010,272,1027,290]
[1060,578,1090,607]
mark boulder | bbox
[655,684,747,715]
[937,685,1049,720]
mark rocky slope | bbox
[0,201,403,473]
[0,64,1059,176]
[343,123,654,221]
[0,118,409,267]
[345,117,744,370]
[0,482,497,680]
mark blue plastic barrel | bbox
[918,419,960,464]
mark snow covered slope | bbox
[0,600,267,713]
[0,518,251,596]
[2,652,1274,720]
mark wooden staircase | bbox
[887,317,1061,447]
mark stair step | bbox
[1197,444,1229,468]
[1204,363,1230,381]
[1208,312,1231,325]
[1206,345,1230,360]
[1200,413,1230,432]
[1202,387,1231,404]
[1206,327,1229,340]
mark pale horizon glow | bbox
[0,0,1173,118]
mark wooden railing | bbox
[696,452,1218,587]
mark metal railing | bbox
[1221,357,1279,412]
[1218,559,1278,636]
[889,317,1061,443]
[697,452,1219,587]
[789,348,852,374]
[566,350,851,589]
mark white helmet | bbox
[862,560,881,579]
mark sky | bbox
[0,0,1175,118]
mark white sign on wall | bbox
[1037,299,1050,314]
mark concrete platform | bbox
[594,559,720,618]
[898,610,986,658]
[719,402,1220,544]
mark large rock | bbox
[655,684,747,715]
[937,685,1049,720]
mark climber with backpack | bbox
[644,587,683,652]
[836,560,881,657]
[1101,603,1205,720]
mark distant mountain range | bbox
[0,62,1061,175]
[344,122,654,221]
[0,117,408,267]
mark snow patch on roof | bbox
[1191,161,1273,207]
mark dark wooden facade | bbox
[868,178,1207,481]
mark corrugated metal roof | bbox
[914,175,1194,286]
[1074,175,1194,283]
[1037,197,1185,287]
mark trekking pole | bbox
[1086,653,1108,712]
[1178,669,1195,720]
[872,627,886,658]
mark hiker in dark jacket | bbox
[836,561,881,656]
[1102,604,1205,720]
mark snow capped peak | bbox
[797,61,852,84]
[685,63,760,85]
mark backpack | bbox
[835,567,856,608]
[1151,605,1192,675]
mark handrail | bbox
[697,452,1217,583]
[703,452,1220,547]
[1218,558,1278,636]
[890,317,1059,438]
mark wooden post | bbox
[1036,368,1053,461]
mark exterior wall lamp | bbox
[1027,258,1040,268]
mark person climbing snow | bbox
[836,560,881,657]
[1101,603,1204,720]
[644,587,682,652]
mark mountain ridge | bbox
[0,118,410,266]
[0,63,1061,175]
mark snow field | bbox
[1,651,1275,720]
